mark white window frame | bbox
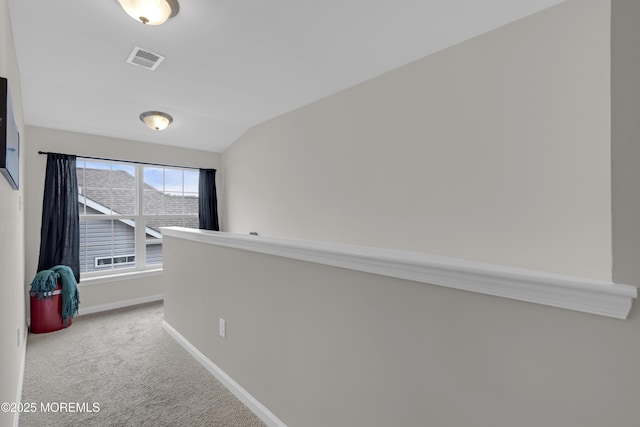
[78,160,198,279]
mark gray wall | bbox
[222,0,612,281]
[161,1,640,426]
[0,1,25,426]
[612,0,640,285]
[163,236,640,427]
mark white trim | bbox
[77,294,163,317]
[162,321,287,427]
[80,268,163,286]
[135,163,146,270]
[13,327,28,427]
[161,227,638,320]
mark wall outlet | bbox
[219,318,226,338]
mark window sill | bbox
[79,268,163,286]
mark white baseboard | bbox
[162,321,286,427]
[77,294,163,317]
[14,326,28,427]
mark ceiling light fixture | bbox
[117,0,180,25]
[140,111,173,131]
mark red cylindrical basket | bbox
[30,283,72,334]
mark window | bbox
[77,159,199,276]
[95,254,135,268]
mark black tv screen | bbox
[1,76,19,190]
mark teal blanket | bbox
[30,265,80,325]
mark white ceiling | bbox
[8,0,565,153]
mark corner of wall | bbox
[611,0,640,285]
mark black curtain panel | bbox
[37,153,80,282]
[198,168,219,231]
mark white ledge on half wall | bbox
[160,227,638,320]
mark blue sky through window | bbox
[78,160,198,195]
[143,167,198,194]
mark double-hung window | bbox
[76,159,199,277]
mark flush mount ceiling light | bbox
[140,111,173,131]
[117,0,180,25]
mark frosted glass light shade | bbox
[140,111,173,130]
[117,0,179,25]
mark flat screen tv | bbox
[0,76,19,190]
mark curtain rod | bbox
[37,151,211,171]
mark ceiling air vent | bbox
[126,47,165,71]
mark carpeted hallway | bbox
[20,302,266,427]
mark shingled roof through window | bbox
[77,168,199,220]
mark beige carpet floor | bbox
[20,301,266,427]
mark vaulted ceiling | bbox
[8,0,565,152]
